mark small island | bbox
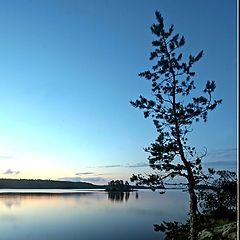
[105,180,134,192]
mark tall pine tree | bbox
[130,12,222,240]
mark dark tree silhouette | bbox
[198,170,237,218]
[130,11,221,240]
[106,180,132,192]
[154,170,237,239]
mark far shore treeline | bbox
[0,178,163,190]
[0,178,102,189]
[0,178,214,190]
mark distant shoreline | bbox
[0,178,104,189]
[0,178,188,191]
[0,190,101,196]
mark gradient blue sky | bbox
[0,0,237,184]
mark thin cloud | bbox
[88,164,123,168]
[58,177,82,182]
[96,173,112,176]
[208,148,237,160]
[89,163,149,168]
[204,160,237,167]
[58,176,109,184]
[127,162,149,168]
[81,177,108,183]
[103,164,122,168]
[75,172,94,175]
[3,169,20,175]
[204,148,237,169]
[0,155,15,160]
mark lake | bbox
[0,189,189,240]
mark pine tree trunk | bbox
[166,34,199,239]
[189,189,198,240]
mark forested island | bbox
[105,180,133,192]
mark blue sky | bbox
[0,0,237,184]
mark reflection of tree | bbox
[135,191,138,199]
[0,192,95,209]
[3,199,21,208]
[108,191,130,202]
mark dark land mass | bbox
[0,178,184,190]
[0,178,144,190]
[0,178,104,189]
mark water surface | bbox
[0,189,189,240]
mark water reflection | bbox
[2,198,21,208]
[0,192,93,202]
[0,191,102,210]
[107,191,130,202]
[0,190,189,240]
[107,191,140,202]
[135,191,139,199]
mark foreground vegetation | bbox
[154,170,237,240]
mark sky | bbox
[0,0,237,184]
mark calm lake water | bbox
[0,189,189,240]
